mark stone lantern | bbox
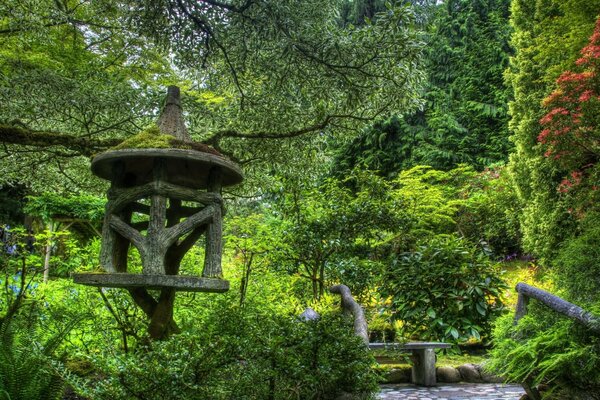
[74,87,242,337]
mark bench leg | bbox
[411,348,436,386]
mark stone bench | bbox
[369,342,451,386]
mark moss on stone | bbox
[112,126,191,150]
[111,126,222,156]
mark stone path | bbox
[378,383,525,400]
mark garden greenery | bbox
[72,299,378,400]
[381,235,505,343]
[5,0,600,398]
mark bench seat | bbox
[369,342,451,386]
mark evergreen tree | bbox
[507,0,600,260]
[331,0,512,176]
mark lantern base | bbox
[73,273,229,293]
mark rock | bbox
[519,395,530,400]
[457,363,483,383]
[334,392,355,400]
[478,361,506,383]
[436,366,461,383]
[298,307,320,321]
[481,370,505,383]
[384,367,411,383]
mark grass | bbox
[499,260,554,307]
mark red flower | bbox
[538,129,551,143]
[579,90,594,102]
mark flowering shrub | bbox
[539,18,600,205]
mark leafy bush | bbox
[381,235,506,343]
[457,166,522,258]
[488,309,600,399]
[488,215,600,398]
[24,194,105,222]
[71,298,378,400]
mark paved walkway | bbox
[378,383,525,400]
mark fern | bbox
[0,316,77,400]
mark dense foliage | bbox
[488,6,600,397]
[489,310,600,399]
[538,19,600,215]
[0,230,77,400]
[0,0,426,192]
[24,194,105,223]
[382,235,505,342]
[506,0,600,261]
[5,0,600,398]
[73,302,377,400]
[0,229,379,399]
[331,0,512,177]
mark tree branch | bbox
[0,125,121,156]
[163,205,215,247]
[109,215,146,251]
[205,111,385,147]
[175,0,247,106]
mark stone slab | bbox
[370,342,452,350]
[378,383,525,399]
[73,272,229,292]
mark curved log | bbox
[515,282,600,334]
[330,284,369,345]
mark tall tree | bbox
[331,0,512,177]
[507,0,600,260]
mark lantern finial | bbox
[157,85,190,141]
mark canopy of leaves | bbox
[0,0,173,193]
[24,194,105,222]
[0,0,426,193]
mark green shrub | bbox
[554,212,600,305]
[458,166,522,258]
[71,298,378,400]
[381,235,506,343]
[488,309,600,399]
[488,213,600,398]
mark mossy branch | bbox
[0,125,121,156]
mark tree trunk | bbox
[240,253,253,306]
[43,221,54,283]
[318,262,325,299]
[311,266,319,300]
[148,288,178,340]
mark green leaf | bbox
[476,302,487,316]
